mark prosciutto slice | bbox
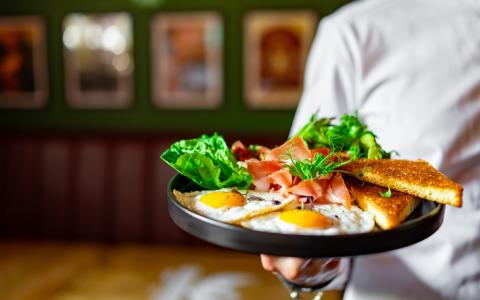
[286,178,330,201]
[324,173,352,208]
[266,136,311,162]
[246,159,282,191]
[268,169,293,192]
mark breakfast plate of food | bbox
[162,114,462,257]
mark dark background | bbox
[0,0,350,244]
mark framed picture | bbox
[63,13,133,108]
[151,12,223,109]
[0,16,48,108]
[243,11,318,109]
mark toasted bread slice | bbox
[347,178,420,229]
[342,159,463,207]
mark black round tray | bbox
[167,174,445,258]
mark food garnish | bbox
[163,112,462,233]
[286,152,351,181]
[379,186,392,198]
[161,133,252,189]
[295,113,391,159]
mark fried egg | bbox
[173,188,294,224]
[241,204,375,235]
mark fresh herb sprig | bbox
[295,113,393,159]
[379,187,392,198]
[286,152,351,180]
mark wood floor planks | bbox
[0,241,343,300]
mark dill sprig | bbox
[285,152,352,181]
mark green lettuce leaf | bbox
[161,133,252,189]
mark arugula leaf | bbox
[286,152,351,180]
[295,115,332,148]
[379,187,392,198]
[161,133,252,189]
[295,113,393,159]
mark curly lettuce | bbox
[295,113,392,159]
[161,133,252,189]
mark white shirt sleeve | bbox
[289,18,359,137]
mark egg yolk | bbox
[279,210,333,228]
[200,192,245,208]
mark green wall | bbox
[0,0,350,135]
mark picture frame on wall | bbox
[243,10,318,109]
[0,16,48,109]
[151,12,223,109]
[63,13,133,109]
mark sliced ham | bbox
[246,159,282,191]
[286,173,351,208]
[252,145,272,160]
[310,147,330,158]
[231,141,271,161]
[266,136,311,162]
[231,141,250,161]
[240,138,351,208]
[286,178,330,201]
[324,173,352,208]
[268,169,293,192]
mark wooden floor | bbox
[0,241,342,300]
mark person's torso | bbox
[329,0,480,299]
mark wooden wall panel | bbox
[0,134,285,243]
[40,141,71,239]
[3,138,38,237]
[0,137,10,237]
[73,141,107,240]
[149,142,190,244]
[111,143,145,242]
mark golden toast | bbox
[342,159,463,207]
[347,178,420,230]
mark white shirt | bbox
[290,0,480,299]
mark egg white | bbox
[241,204,375,235]
[173,188,295,224]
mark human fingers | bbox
[260,255,307,280]
[260,254,276,272]
[274,257,306,280]
[260,255,342,286]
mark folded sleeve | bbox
[289,17,359,137]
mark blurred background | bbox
[0,0,350,299]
